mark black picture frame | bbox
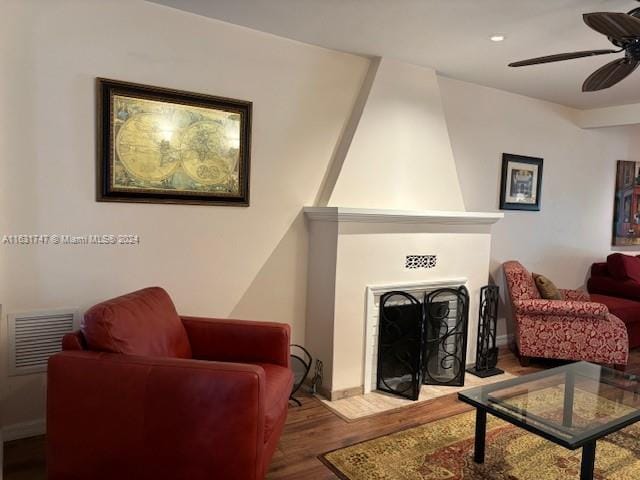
[499,153,543,211]
[97,78,252,206]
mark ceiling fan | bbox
[509,4,640,91]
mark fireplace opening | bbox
[376,286,469,401]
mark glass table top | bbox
[458,362,640,448]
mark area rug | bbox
[321,387,640,479]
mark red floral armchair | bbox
[503,261,628,366]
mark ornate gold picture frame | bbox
[97,78,251,206]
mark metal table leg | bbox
[580,441,597,480]
[474,408,487,464]
[563,370,575,427]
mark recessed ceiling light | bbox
[490,35,505,42]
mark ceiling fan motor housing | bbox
[625,39,640,60]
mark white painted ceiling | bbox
[150,0,640,109]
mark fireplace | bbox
[377,286,469,401]
[304,207,502,401]
[301,57,503,401]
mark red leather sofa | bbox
[47,287,293,480]
[588,253,640,349]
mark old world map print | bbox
[112,95,242,195]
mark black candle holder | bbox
[467,285,504,378]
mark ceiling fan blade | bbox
[582,57,638,91]
[509,49,618,67]
[583,12,640,42]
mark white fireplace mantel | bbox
[304,207,503,225]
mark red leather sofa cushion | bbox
[590,294,640,349]
[182,316,290,368]
[587,274,640,302]
[607,253,640,282]
[588,260,640,349]
[82,287,192,358]
[590,294,640,325]
[591,262,609,277]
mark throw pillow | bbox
[532,273,562,300]
[607,253,640,282]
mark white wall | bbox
[328,58,464,211]
[574,102,640,129]
[439,76,640,334]
[0,0,369,431]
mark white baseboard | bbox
[496,334,513,347]
[2,418,45,442]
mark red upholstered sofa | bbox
[47,287,293,480]
[503,261,628,366]
[587,253,640,348]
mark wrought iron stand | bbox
[467,285,504,378]
[289,344,312,406]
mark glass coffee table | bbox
[458,361,640,480]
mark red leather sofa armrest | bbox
[47,351,267,480]
[513,299,609,318]
[181,316,291,368]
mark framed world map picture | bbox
[97,78,251,206]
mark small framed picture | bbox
[499,153,543,211]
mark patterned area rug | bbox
[321,388,640,479]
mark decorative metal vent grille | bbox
[405,255,437,269]
[8,308,80,376]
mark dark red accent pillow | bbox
[590,262,609,278]
[82,287,192,358]
[607,253,640,283]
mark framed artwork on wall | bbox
[612,160,640,246]
[97,78,252,206]
[499,153,543,211]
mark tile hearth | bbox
[317,371,515,421]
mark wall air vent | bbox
[8,308,80,376]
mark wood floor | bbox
[5,348,640,480]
